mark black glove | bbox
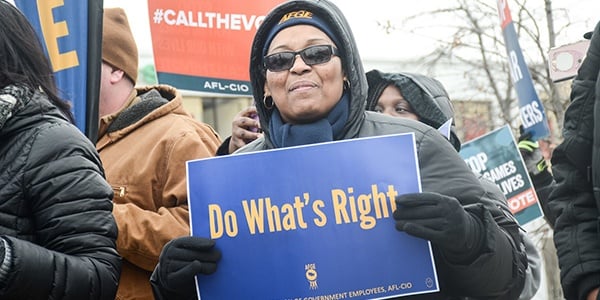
[393,192,484,262]
[151,236,221,299]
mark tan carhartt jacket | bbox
[97,84,221,300]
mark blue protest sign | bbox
[496,0,550,140]
[187,133,439,299]
[459,125,543,225]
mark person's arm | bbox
[517,133,556,227]
[549,20,600,300]
[518,230,542,300]
[479,177,541,300]
[403,127,526,299]
[113,124,221,271]
[0,123,120,299]
[150,236,221,300]
[551,132,600,300]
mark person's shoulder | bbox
[361,111,433,136]
[361,111,458,155]
[25,118,98,166]
[159,111,221,141]
[36,119,94,149]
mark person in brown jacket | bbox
[97,8,222,300]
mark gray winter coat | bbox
[365,69,537,299]
[239,0,527,299]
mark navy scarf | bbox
[269,91,349,148]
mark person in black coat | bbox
[548,20,600,300]
[0,2,121,299]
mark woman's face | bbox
[374,84,419,121]
[264,25,344,124]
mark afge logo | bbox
[305,263,318,290]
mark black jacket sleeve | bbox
[531,172,557,227]
[216,136,232,156]
[0,122,121,299]
[549,20,600,300]
[416,128,526,299]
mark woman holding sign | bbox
[151,0,527,299]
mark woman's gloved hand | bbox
[393,192,484,262]
[150,236,221,299]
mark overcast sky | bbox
[103,0,599,63]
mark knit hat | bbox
[102,8,138,83]
[263,9,341,57]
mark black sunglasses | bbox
[263,45,339,72]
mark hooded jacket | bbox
[365,70,461,151]
[549,20,600,300]
[365,69,539,299]
[97,84,221,300]
[0,86,120,299]
[239,0,526,299]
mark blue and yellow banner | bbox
[187,134,439,299]
[15,0,102,141]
